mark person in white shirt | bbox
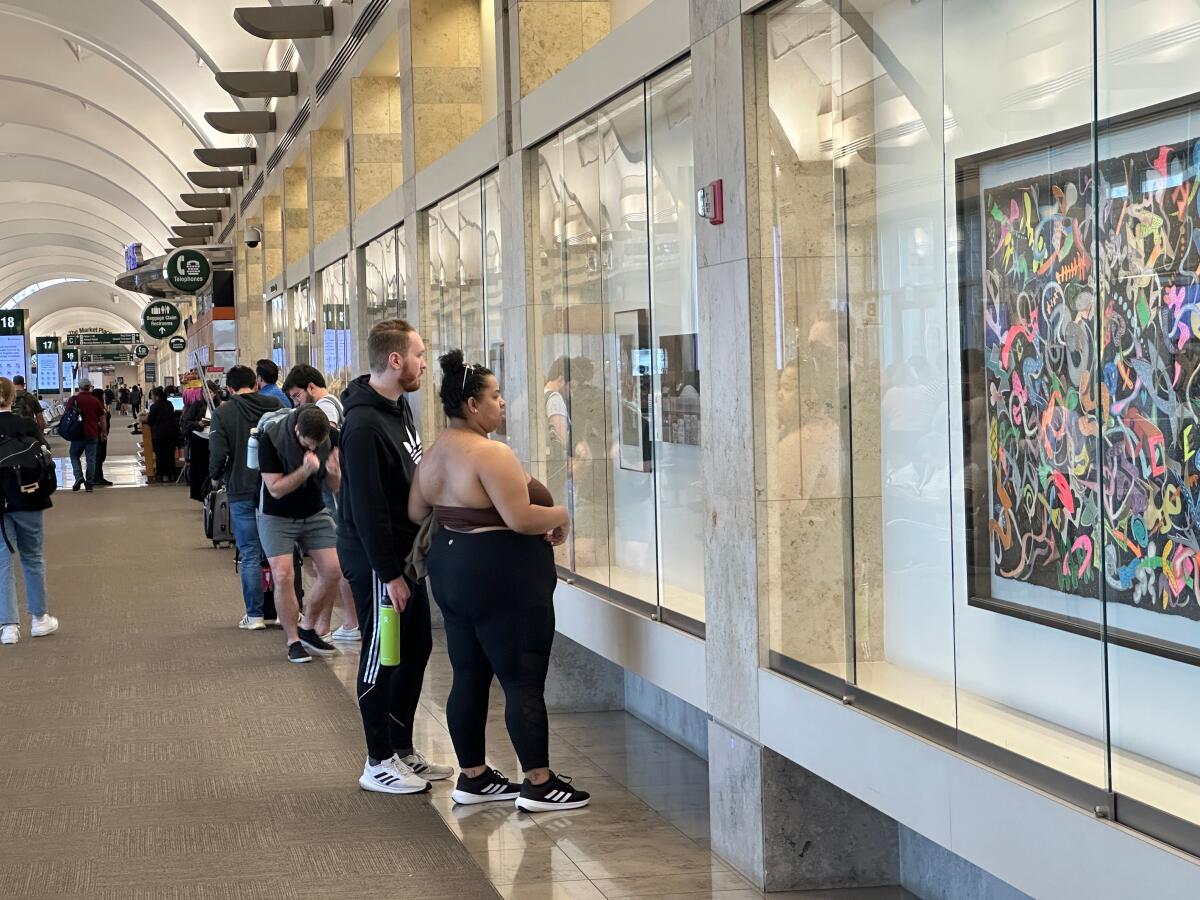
[283,364,358,642]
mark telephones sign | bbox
[163,249,211,293]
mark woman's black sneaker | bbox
[287,642,312,664]
[515,773,590,812]
[297,627,338,657]
[451,768,522,805]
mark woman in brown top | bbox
[409,350,590,812]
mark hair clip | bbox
[462,362,473,390]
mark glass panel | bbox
[269,293,288,370]
[561,108,612,591]
[534,136,574,570]
[361,228,400,336]
[1097,2,1200,828]
[459,182,486,365]
[648,60,703,624]
[320,259,351,394]
[397,225,409,321]
[482,172,508,443]
[291,279,313,370]
[949,0,1108,787]
[757,1,852,681]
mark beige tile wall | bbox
[412,0,484,171]
[311,127,347,246]
[262,193,283,282]
[519,1,611,96]
[352,77,404,215]
[284,157,310,268]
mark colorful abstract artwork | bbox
[982,136,1200,619]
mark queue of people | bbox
[207,320,589,812]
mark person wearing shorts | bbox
[257,405,343,664]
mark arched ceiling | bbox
[0,0,293,331]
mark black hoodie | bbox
[338,374,422,583]
[209,390,283,501]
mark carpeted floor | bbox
[0,419,499,899]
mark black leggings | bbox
[340,539,433,763]
[427,528,556,771]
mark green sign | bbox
[0,310,24,337]
[163,249,211,293]
[62,348,79,363]
[82,352,132,363]
[134,343,150,359]
[66,332,139,346]
[167,335,187,353]
[142,301,181,339]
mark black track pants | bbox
[340,539,432,762]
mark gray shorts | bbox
[256,510,338,560]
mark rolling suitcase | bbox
[203,487,234,547]
[260,549,304,622]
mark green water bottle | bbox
[379,588,401,666]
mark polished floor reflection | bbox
[329,632,912,899]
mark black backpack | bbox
[58,398,84,441]
[0,432,56,511]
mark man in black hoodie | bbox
[209,364,282,630]
[339,319,452,794]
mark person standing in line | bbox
[209,365,281,630]
[256,405,343,664]
[283,363,359,642]
[130,384,143,416]
[146,387,178,483]
[118,385,130,416]
[409,352,589,812]
[67,380,106,493]
[0,377,58,646]
[339,319,452,794]
[11,376,45,438]
[90,388,114,487]
[255,359,292,409]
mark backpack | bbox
[11,393,38,423]
[247,407,293,470]
[58,397,84,441]
[0,432,57,512]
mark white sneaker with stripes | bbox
[451,767,522,805]
[400,751,454,781]
[358,756,431,794]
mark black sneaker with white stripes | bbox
[515,772,590,812]
[451,767,522,805]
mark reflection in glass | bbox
[289,279,313,370]
[269,292,288,370]
[319,259,352,393]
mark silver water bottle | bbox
[247,427,260,469]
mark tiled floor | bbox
[328,632,910,900]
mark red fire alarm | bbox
[697,179,724,225]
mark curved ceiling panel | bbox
[0,234,121,263]
[0,81,191,193]
[147,0,278,73]
[0,251,122,281]
[0,186,162,256]
[0,268,131,304]
[0,125,181,227]
[0,1,245,147]
[0,19,211,167]
[31,305,143,337]
[0,203,143,251]
[0,220,128,253]
[0,159,171,243]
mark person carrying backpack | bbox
[11,376,45,438]
[0,377,58,646]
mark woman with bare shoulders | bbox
[410,350,590,812]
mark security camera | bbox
[244,226,262,249]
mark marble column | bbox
[692,4,901,890]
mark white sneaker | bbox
[1,624,18,645]
[359,756,431,795]
[239,615,266,630]
[331,625,361,642]
[30,614,58,637]
[400,751,454,781]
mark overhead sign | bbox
[67,332,140,347]
[163,249,211,293]
[35,335,59,394]
[82,352,132,363]
[167,335,187,353]
[142,301,181,339]
[134,343,150,359]
[0,309,27,384]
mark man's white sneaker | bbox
[30,614,58,637]
[239,615,266,630]
[1,624,18,645]
[359,757,431,794]
[400,751,454,781]
[331,625,361,642]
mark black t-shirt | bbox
[258,424,332,519]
